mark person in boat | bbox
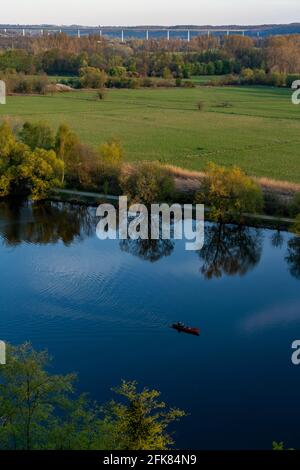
[176,322,184,328]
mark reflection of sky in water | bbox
[0,201,300,449]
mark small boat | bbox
[171,322,200,336]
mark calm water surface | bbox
[0,200,300,449]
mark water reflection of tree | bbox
[120,238,174,263]
[198,223,263,279]
[271,230,284,249]
[286,236,300,279]
[119,213,175,262]
[0,200,96,246]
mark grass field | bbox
[1,86,300,183]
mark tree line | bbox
[0,34,300,90]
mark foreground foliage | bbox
[0,343,185,450]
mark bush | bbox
[106,77,140,89]
[80,66,107,89]
[141,77,155,88]
[121,162,175,205]
[197,101,205,111]
[60,77,82,89]
[96,89,106,100]
[267,71,286,87]
[183,80,195,88]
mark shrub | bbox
[121,162,175,205]
[141,77,155,88]
[183,80,195,88]
[80,66,107,89]
[106,77,140,89]
[96,89,106,100]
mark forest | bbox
[0,33,300,92]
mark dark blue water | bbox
[0,200,300,449]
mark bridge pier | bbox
[146,30,149,40]
[77,29,80,38]
[167,30,170,40]
[121,30,124,42]
[187,30,190,42]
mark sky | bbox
[1,0,300,26]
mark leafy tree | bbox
[240,68,255,84]
[0,343,184,450]
[55,124,80,184]
[121,162,175,205]
[0,343,76,449]
[19,121,55,151]
[98,139,123,166]
[197,163,264,222]
[0,122,63,200]
[103,380,185,450]
[80,67,107,89]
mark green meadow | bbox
[1,85,300,182]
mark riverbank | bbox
[51,187,297,232]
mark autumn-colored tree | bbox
[98,139,123,166]
[264,35,300,74]
[0,122,63,200]
[55,124,80,184]
[197,163,264,222]
[121,162,175,205]
[80,66,107,89]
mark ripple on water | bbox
[24,245,170,335]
